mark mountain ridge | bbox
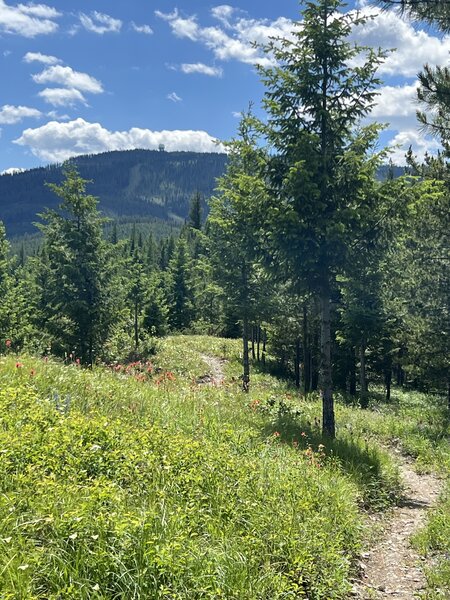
[0,149,228,237]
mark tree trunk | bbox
[360,336,368,408]
[311,328,319,392]
[385,369,392,402]
[242,315,250,392]
[303,304,310,394]
[257,325,261,363]
[349,347,357,396]
[262,329,266,367]
[295,337,301,388]
[251,325,256,360]
[320,289,335,438]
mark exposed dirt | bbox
[196,354,226,385]
[352,447,443,599]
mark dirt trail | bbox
[353,448,442,599]
[196,354,226,385]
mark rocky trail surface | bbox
[196,354,226,385]
[353,448,443,599]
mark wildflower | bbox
[5,339,11,348]
[76,358,80,365]
[166,371,175,381]
[301,431,307,437]
[30,369,36,377]
[318,443,325,451]
[273,431,280,438]
[15,362,23,369]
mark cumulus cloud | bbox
[369,83,419,130]
[38,87,87,107]
[14,118,225,162]
[79,11,122,34]
[131,21,153,34]
[155,8,199,41]
[155,7,293,67]
[23,50,61,64]
[0,0,61,36]
[0,104,42,124]
[32,65,103,94]
[180,62,223,76]
[387,130,442,165]
[167,92,182,102]
[354,7,450,77]
[211,5,237,27]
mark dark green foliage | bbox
[36,167,116,364]
[0,150,227,237]
[188,191,202,230]
[255,0,387,435]
[167,239,194,331]
[378,0,450,33]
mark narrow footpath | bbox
[353,448,442,599]
[197,354,226,385]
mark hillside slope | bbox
[0,150,227,237]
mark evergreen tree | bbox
[37,166,114,365]
[167,238,193,331]
[257,0,386,436]
[188,192,202,230]
[209,116,268,391]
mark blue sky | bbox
[0,0,447,173]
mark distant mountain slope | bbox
[0,149,228,237]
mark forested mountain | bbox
[0,149,227,237]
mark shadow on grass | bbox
[260,400,401,510]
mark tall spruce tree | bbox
[257,0,386,436]
[209,116,267,391]
[37,166,113,365]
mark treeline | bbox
[0,149,227,236]
[1,0,449,438]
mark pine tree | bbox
[188,192,202,230]
[37,166,114,365]
[257,0,386,436]
[209,116,268,391]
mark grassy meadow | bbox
[0,336,448,599]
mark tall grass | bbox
[1,336,447,598]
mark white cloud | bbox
[23,50,61,64]
[1,167,25,175]
[388,130,442,165]
[131,21,153,35]
[354,8,450,77]
[32,65,103,93]
[211,5,237,27]
[16,3,59,18]
[0,104,42,124]
[47,110,70,120]
[0,0,61,37]
[38,87,87,106]
[369,83,419,130]
[79,11,122,34]
[14,118,225,162]
[155,7,293,67]
[180,62,223,77]
[167,91,182,102]
[155,9,199,40]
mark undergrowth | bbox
[0,335,447,599]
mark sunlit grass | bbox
[0,336,448,598]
